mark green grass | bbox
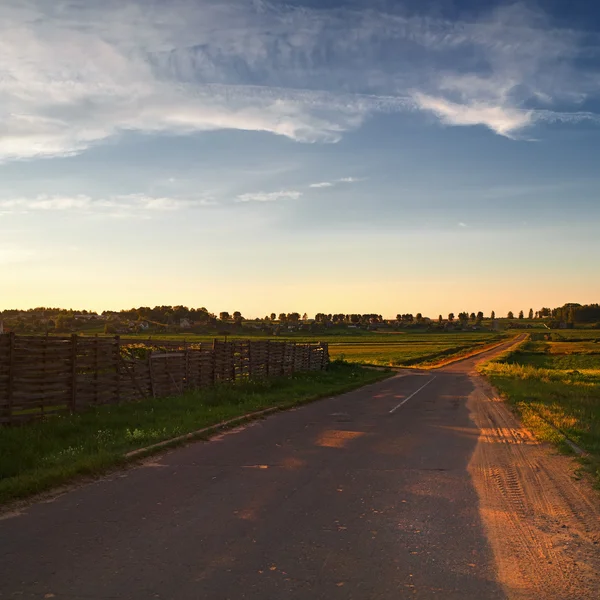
[480,340,600,486]
[503,340,600,371]
[329,333,504,367]
[0,363,391,506]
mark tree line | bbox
[2,302,598,335]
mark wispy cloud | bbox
[0,193,216,217]
[410,4,600,137]
[0,0,598,161]
[337,177,364,183]
[309,177,364,189]
[413,94,533,138]
[235,190,302,203]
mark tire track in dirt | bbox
[466,375,600,600]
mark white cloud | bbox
[458,222,468,228]
[338,177,364,183]
[235,190,302,203]
[409,3,600,137]
[0,0,597,160]
[413,93,533,137]
[0,193,216,216]
[309,177,364,189]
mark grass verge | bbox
[479,341,600,487]
[0,362,391,506]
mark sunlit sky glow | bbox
[2,0,599,317]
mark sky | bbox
[1,0,599,318]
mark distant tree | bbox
[448,313,455,322]
[568,306,576,323]
[569,303,599,323]
[287,312,301,323]
[438,314,443,323]
[302,313,308,321]
[219,312,230,321]
[476,311,484,322]
[416,313,423,323]
[270,313,276,321]
[278,313,287,323]
[518,310,524,319]
[469,312,476,321]
[528,308,534,319]
[491,310,495,320]
[233,311,242,320]
[55,314,71,331]
[458,312,469,325]
[507,311,514,319]
[539,307,551,318]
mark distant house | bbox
[139,321,150,331]
[180,318,192,329]
[74,313,99,321]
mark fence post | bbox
[212,338,217,385]
[115,335,121,403]
[70,334,78,412]
[266,341,269,377]
[184,340,190,390]
[6,332,15,422]
[94,335,99,405]
[230,341,236,382]
[147,350,155,398]
[320,342,329,369]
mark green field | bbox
[328,332,505,367]
[480,338,600,486]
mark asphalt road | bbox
[1,338,599,599]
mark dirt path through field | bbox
[464,372,600,599]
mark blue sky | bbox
[1,0,599,317]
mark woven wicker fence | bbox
[0,334,329,424]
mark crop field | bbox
[111,330,507,368]
[481,337,600,485]
[328,332,504,366]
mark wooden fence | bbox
[0,334,329,424]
